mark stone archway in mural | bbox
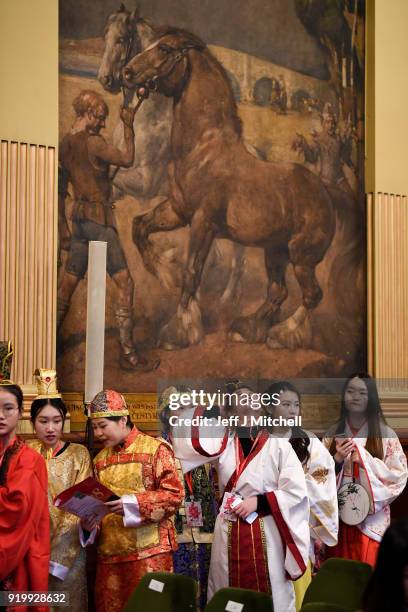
[253,76,273,106]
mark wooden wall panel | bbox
[0,140,57,388]
[367,193,408,424]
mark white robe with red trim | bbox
[324,422,407,542]
[171,414,310,611]
[305,434,338,559]
[272,430,338,561]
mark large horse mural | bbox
[58,0,366,392]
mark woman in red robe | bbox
[0,383,50,612]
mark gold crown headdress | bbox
[34,368,62,399]
[0,341,14,385]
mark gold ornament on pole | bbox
[0,341,14,385]
[33,368,62,399]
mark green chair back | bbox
[301,603,350,612]
[123,571,198,612]
[301,558,372,611]
[205,587,273,612]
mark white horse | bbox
[98,5,172,201]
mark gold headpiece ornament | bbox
[34,368,62,399]
[0,341,14,385]
[158,385,194,412]
[225,379,252,391]
[158,386,179,412]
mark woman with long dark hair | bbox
[264,381,338,611]
[363,517,408,612]
[324,372,407,567]
[27,369,92,612]
[0,381,50,612]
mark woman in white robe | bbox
[264,381,338,611]
[170,387,310,612]
[323,373,407,567]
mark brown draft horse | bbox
[123,28,335,351]
[98,5,246,304]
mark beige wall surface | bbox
[365,0,375,193]
[372,0,408,195]
[0,0,58,146]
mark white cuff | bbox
[78,523,98,547]
[122,494,142,528]
[49,560,69,581]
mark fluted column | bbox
[0,139,67,432]
[367,192,408,427]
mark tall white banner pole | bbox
[84,241,107,412]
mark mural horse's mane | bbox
[123,27,336,351]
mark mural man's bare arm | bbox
[88,107,137,168]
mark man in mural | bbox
[292,103,355,202]
[58,89,158,371]
[292,102,364,362]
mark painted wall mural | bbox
[58,0,366,393]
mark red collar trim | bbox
[224,432,269,493]
[191,406,229,457]
[114,426,140,452]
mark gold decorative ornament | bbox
[0,341,14,385]
[34,368,62,399]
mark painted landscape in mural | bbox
[58,0,366,392]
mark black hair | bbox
[264,381,310,465]
[0,438,24,487]
[329,372,385,460]
[0,384,24,486]
[363,518,408,612]
[30,397,67,422]
[159,406,173,434]
[104,415,134,428]
[223,380,255,416]
[0,383,24,412]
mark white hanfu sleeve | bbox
[265,441,310,580]
[306,436,338,547]
[354,434,408,514]
[170,406,229,473]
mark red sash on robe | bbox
[228,517,272,593]
[224,432,272,593]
